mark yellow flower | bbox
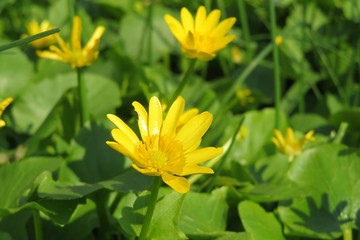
[272,128,315,160]
[23,20,56,48]
[106,96,223,193]
[0,98,13,127]
[165,6,236,61]
[236,86,254,106]
[275,35,283,46]
[37,16,105,68]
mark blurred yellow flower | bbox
[231,46,245,64]
[275,35,283,46]
[165,6,236,61]
[106,96,223,193]
[236,86,254,106]
[236,126,248,141]
[23,20,56,48]
[272,128,315,160]
[37,16,105,68]
[0,98,13,127]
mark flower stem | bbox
[170,59,197,103]
[221,43,272,108]
[237,0,253,59]
[146,1,153,65]
[77,68,89,126]
[269,0,282,129]
[139,176,162,240]
[343,225,352,240]
[33,210,43,240]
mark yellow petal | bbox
[273,129,285,147]
[176,111,213,151]
[194,6,207,33]
[210,17,236,38]
[132,101,149,140]
[111,129,138,150]
[178,108,198,127]
[161,172,189,193]
[285,128,296,144]
[107,114,140,145]
[71,16,82,51]
[84,25,105,51]
[184,147,223,165]
[178,165,214,176]
[36,50,64,61]
[201,9,221,34]
[55,34,70,54]
[161,96,185,137]
[164,14,186,42]
[0,120,5,128]
[212,34,236,52]
[106,141,140,165]
[0,97,13,115]
[148,96,163,136]
[132,164,160,176]
[180,7,194,33]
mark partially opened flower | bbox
[37,16,105,68]
[106,96,223,193]
[165,6,236,61]
[0,97,13,127]
[272,128,315,160]
[23,20,56,48]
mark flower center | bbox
[137,135,185,174]
[148,150,168,169]
[183,31,214,52]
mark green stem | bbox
[221,43,273,107]
[299,0,307,113]
[139,177,162,240]
[77,68,89,126]
[170,59,197,103]
[343,225,353,240]
[146,2,153,65]
[33,210,43,240]
[94,191,111,240]
[237,0,253,59]
[207,115,244,192]
[269,0,281,129]
[0,28,60,52]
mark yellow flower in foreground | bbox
[165,6,236,61]
[23,20,56,48]
[106,96,223,193]
[0,98,13,127]
[37,16,105,68]
[272,128,315,160]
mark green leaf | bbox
[0,157,61,210]
[0,208,32,240]
[37,172,102,200]
[10,72,76,134]
[238,200,285,240]
[119,5,173,62]
[278,143,360,238]
[0,47,33,99]
[100,170,152,193]
[290,113,328,132]
[84,72,121,120]
[116,189,187,239]
[66,121,128,183]
[227,108,287,166]
[178,191,228,237]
